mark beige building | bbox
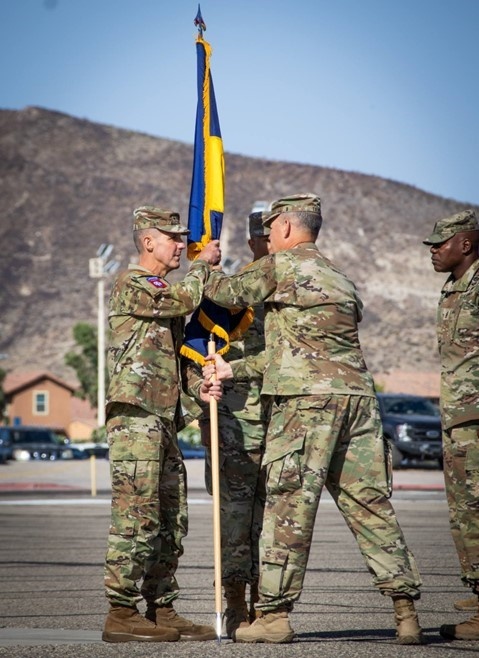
[3,370,97,440]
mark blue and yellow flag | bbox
[181,9,252,365]
[187,32,224,259]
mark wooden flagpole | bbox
[208,333,222,642]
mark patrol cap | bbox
[248,210,271,238]
[263,193,322,227]
[423,209,478,245]
[133,206,189,234]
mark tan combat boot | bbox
[146,603,216,641]
[440,602,479,640]
[233,608,295,644]
[224,581,250,638]
[249,579,260,623]
[102,604,180,643]
[393,596,424,645]
[454,594,478,611]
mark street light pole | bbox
[89,244,118,429]
[97,276,106,427]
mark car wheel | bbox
[437,456,444,470]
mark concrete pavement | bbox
[0,482,475,657]
[0,456,446,494]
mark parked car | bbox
[0,429,12,464]
[69,442,109,459]
[70,439,202,460]
[178,438,205,459]
[0,426,74,461]
[377,393,443,469]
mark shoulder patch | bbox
[146,276,167,289]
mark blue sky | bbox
[1,0,478,205]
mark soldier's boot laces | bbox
[249,579,260,623]
[223,581,249,638]
[440,602,479,641]
[454,594,479,611]
[102,604,180,643]
[145,603,216,641]
[393,596,424,645]
[233,608,295,644]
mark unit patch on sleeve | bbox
[146,276,167,289]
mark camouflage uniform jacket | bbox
[205,243,375,396]
[106,261,210,421]
[221,303,267,421]
[437,258,479,430]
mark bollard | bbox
[90,454,97,497]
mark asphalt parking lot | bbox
[0,460,477,657]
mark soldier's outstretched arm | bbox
[204,254,277,309]
[111,260,213,320]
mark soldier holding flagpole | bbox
[203,194,425,644]
[183,210,272,638]
[102,207,221,644]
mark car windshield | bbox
[381,396,440,417]
[10,430,57,444]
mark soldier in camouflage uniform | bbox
[423,209,479,641]
[183,211,271,638]
[203,194,424,644]
[102,206,222,643]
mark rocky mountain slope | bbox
[0,107,476,389]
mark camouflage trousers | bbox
[204,414,266,584]
[104,403,188,608]
[256,394,422,612]
[442,421,479,588]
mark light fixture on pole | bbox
[89,244,119,427]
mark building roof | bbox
[3,370,77,395]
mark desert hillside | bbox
[0,107,475,392]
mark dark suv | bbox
[377,393,443,468]
[0,426,73,461]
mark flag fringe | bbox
[179,343,207,366]
[229,307,255,341]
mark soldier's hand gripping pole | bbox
[208,333,222,643]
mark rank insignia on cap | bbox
[146,276,167,289]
